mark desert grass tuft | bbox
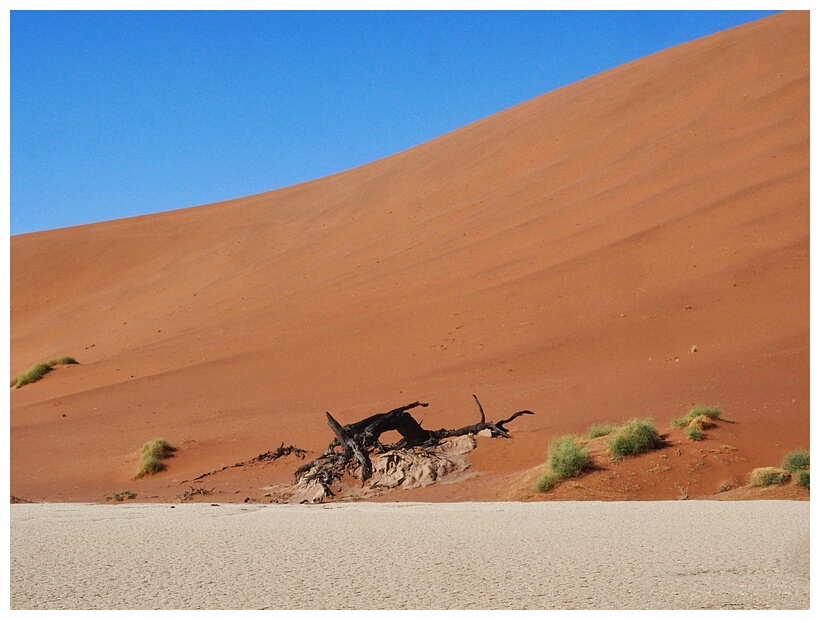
[609,418,662,459]
[535,471,563,492]
[12,362,53,388]
[536,434,590,493]
[11,356,79,389]
[781,449,810,473]
[796,471,809,490]
[136,438,176,478]
[688,405,722,420]
[136,456,165,477]
[548,435,590,479]
[47,356,78,367]
[747,467,791,488]
[685,425,704,441]
[586,423,618,440]
[141,437,176,460]
[688,415,716,431]
[673,405,722,429]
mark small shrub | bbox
[587,423,617,439]
[11,356,79,389]
[548,435,590,479]
[781,449,810,473]
[136,438,176,478]
[609,418,662,458]
[685,425,704,441]
[747,467,791,487]
[796,471,809,490]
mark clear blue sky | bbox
[10,10,780,236]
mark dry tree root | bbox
[191,442,307,482]
[248,444,308,464]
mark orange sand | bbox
[10,12,809,503]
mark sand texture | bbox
[9,12,809,503]
[10,501,809,610]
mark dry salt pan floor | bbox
[11,501,809,610]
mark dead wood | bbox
[191,443,307,482]
[433,395,534,440]
[292,396,534,500]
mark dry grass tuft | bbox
[747,467,791,488]
[717,477,738,493]
[586,423,618,439]
[685,425,704,441]
[10,356,78,389]
[609,418,662,459]
[688,415,716,431]
[136,438,176,478]
[673,405,722,429]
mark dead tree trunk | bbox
[294,396,533,498]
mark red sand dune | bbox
[10,11,809,503]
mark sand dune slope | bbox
[10,12,808,503]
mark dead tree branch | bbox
[293,397,534,498]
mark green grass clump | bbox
[587,423,618,439]
[548,435,590,479]
[535,434,590,493]
[10,356,78,389]
[136,456,165,477]
[685,425,704,441]
[535,471,563,492]
[12,363,52,388]
[688,405,722,420]
[747,467,791,488]
[47,356,78,366]
[141,438,175,460]
[796,471,810,490]
[136,438,176,478]
[781,449,810,473]
[609,418,662,458]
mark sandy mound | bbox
[283,435,477,503]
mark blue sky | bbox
[10,10,780,236]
